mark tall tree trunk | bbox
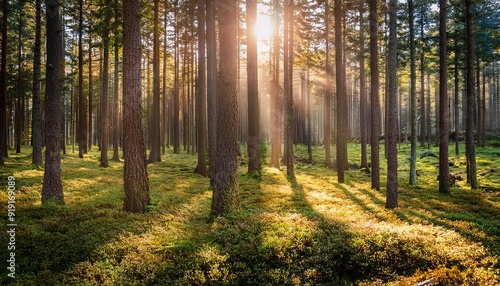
[207,0,217,178]
[269,0,281,169]
[359,1,367,169]
[247,0,260,176]
[477,59,485,147]
[88,35,93,150]
[210,0,240,218]
[386,0,398,209]
[173,6,180,154]
[0,0,8,163]
[32,0,42,165]
[195,0,207,176]
[100,3,111,167]
[454,40,460,156]
[335,0,348,183]
[112,0,120,161]
[42,0,64,204]
[15,6,23,154]
[369,0,381,191]
[420,9,426,148]
[438,0,450,194]
[465,0,477,189]
[123,0,150,213]
[409,0,417,185]
[148,0,161,163]
[284,0,295,179]
[78,0,87,158]
[324,1,332,169]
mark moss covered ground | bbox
[1,141,499,285]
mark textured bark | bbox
[112,0,120,162]
[386,0,398,209]
[15,8,23,154]
[438,0,450,194]
[0,0,7,163]
[246,0,261,176]
[409,0,417,185]
[369,0,380,191]
[359,1,367,169]
[148,0,161,163]
[324,1,332,169]
[454,41,460,156]
[269,0,281,169]
[78,0,87,159]
[123,0,150,213]
[335,0,348,183]
[88,34,93,150]
[465,0,477,189]
[207,0,217,178]
[32,0,42,165]
[210,0,240,218]
[283,0,295,179]
[195,0,207,177]
[173,7,180,154]
[42,0,64,204]
[100,2,111,167]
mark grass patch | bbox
[0,143,499,285]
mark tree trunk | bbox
[465,0,477,189]
[123,0,150,213]
[210,0,240,218]
[15,7,23,154]
[409,0,417,185]
[112,0,120,162]
[386,0,398,209]
[284,0,295,179]
[335,0,348,183]
[32,0,42,165]
[369,0,381,191]
[100,2,111,167]
[173,6,180,154]
[78,0,87,158]
[148,0,161,163]
[207,0,217,178]
[359,1,367,169]
[88,35,93,151]
[438,0,450,194]
[324,1,332,169]
[246,0,261,176]
[42,0,64,204]
[269,0,281,169]
[195,0,207,176]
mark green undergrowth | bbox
[1,142,499,285]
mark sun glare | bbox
[254,13,272,41]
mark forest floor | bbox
[1,140,500,285]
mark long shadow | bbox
[336,183,388,222]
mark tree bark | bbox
[32,0,42,165]
[247,0,261,176]
[369,0,381,191]
[324,1,332,169]
[207,0,217,177]
[100,2,111,167]
[78,0,87,159]
[148,0,161,163]
[210,0,240,218]
[359,1,367,169]
[42,0,64,204]
[123,0,150,213]
[409,0,417,185]
[112,0,120,162]
[386,0,398,209]
[438,0,450,194]
[284,0,295,179]
[465,0,477,189]
[335,0,348,183]
[195,0,207,176]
